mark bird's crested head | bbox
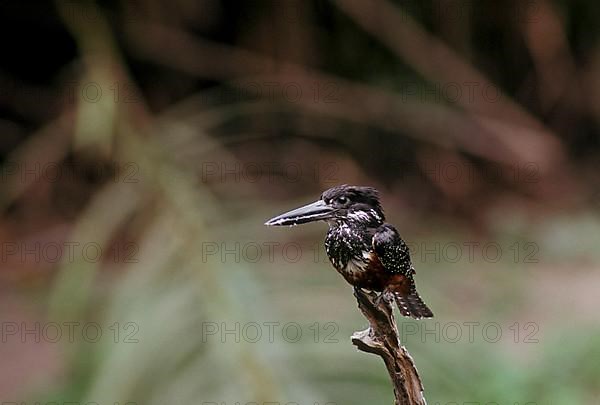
[265,185,385,227]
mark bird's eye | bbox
[336,196,348,204]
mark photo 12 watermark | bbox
[204,81,340,105]
[433,401,545,405]
[1,403,137,405]
[390,160,540,185]
[1,321,139,344]
[398,81,501,104]
[61,0,140,24]
[6,80,142,106]
[202,402,336,405]
[400,321,540,344]
[200,241,539,265]
[0,161,140,184]
[199,161,339,184]
[201,321,340,344]
[1,241,139,264]
[63,81,141,104]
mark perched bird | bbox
[265,185,433,319]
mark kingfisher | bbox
[265,185,433,319]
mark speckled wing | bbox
[372,224,433,319]
[372,224,414,276]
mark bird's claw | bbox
[374,292,389,308]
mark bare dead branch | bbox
[352,288,426,405]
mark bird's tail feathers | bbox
[392,278,433,319]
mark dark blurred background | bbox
[1,1,599,404]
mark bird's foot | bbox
[374,292,387,308]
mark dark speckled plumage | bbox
[266,185,433,319]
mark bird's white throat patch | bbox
[347,209,381,222]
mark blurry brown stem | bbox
[352,288,426,405]
[127,21,567,171]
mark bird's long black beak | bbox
[265,200,334,226]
